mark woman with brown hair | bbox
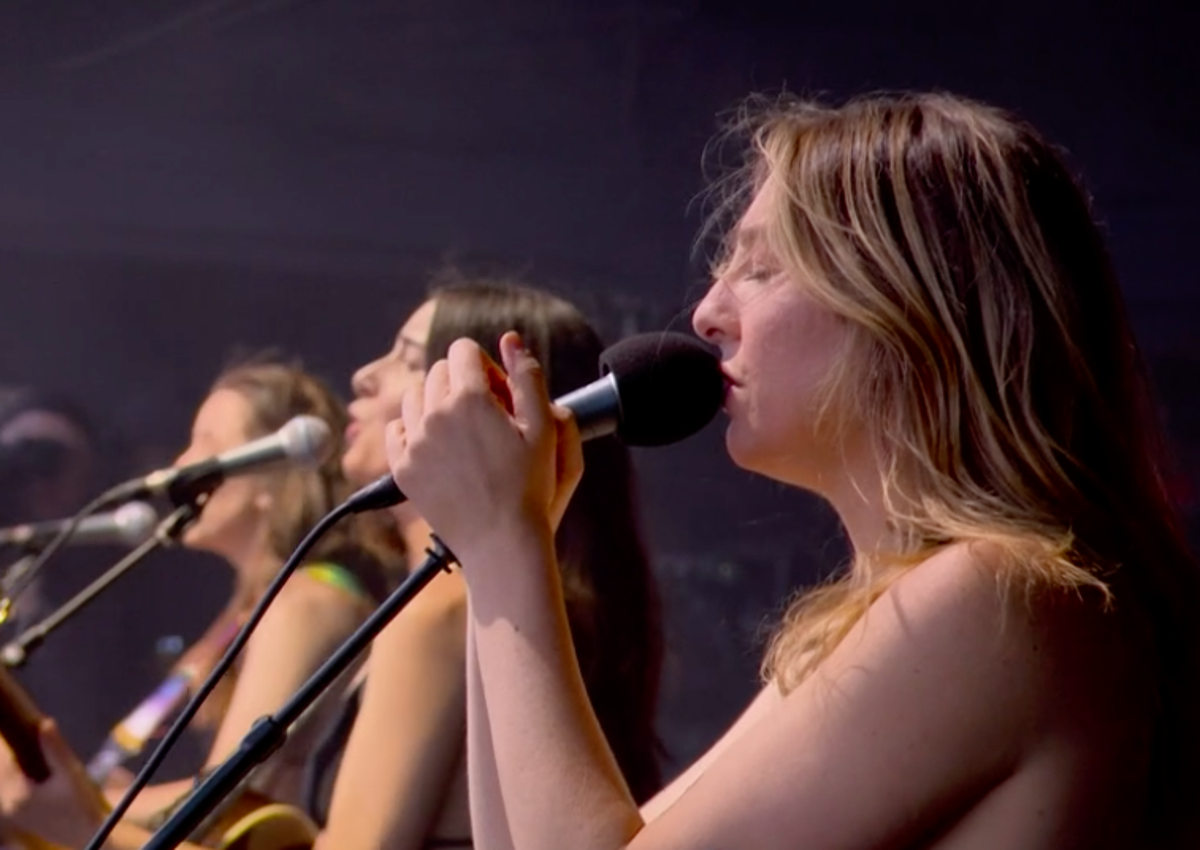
[0,280,663,850]
[309,276,663,849]
[385,94,1200,849]
[0,359,393,846]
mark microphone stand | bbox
[140,538,456,850]
[0,503,200,669]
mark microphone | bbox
[0,502,159,550]
[345,331,724,513]
[103,415,334,507]
[121,335,719,850]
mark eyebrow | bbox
[396,333,426,352]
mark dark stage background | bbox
[0,0,1195,778]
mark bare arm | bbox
[314,569,469,850]
[120,570,369,824]
[465,614,515,850]
[467,525,642,850]
[466,531,1054,850]
[465,387,582,850]
[472,566,797,828]
[206,570,370,764]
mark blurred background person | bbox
[0,359,398,848]
[0,387,137,754]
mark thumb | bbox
[553,405,583,490]
[500,332,552,434]
[547,405,584,531]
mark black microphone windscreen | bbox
[599,332,724,447]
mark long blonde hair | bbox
[713,90,1199,841]
[713,90,1200,835]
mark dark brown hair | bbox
[425,273,665,802]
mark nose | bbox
[351,359,378,398]
[692,279,734,347]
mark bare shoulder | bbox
[871,541,1113,663]
[893,540,1130,643]
[275,566,369,613]
[854,540,1149,731]
[403,566,468,623]
[373,569,468,658]
[808,543,1050,715]
[250,567,371,647]
[881,540,1043,622]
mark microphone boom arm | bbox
[1,503,200,669]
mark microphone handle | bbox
[162,445,296,506]
[140,538,457,850]
[338,372,626,516]
[555,372,620,441]
[1,504,199,669]
[104,456,236,508]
